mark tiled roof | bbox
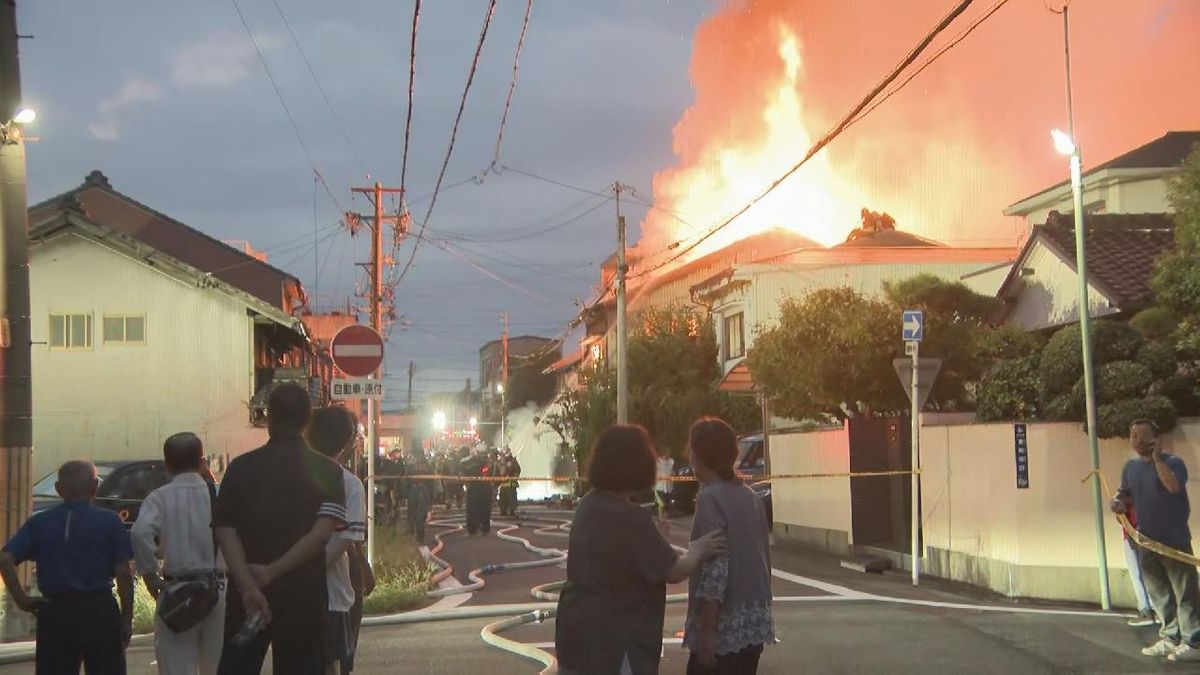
[29,171,303,310]
[717,361,757,394]
[836,228,945,248]
[544,350,584,375]
[1030,211,1175,307]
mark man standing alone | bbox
[132,432,225,674]
[0,461,135,674]
[214,384,347,674]
[1114,419,1200,662]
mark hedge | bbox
[1096,395,1178,439]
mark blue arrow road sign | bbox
[902,310,924,342]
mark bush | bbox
[1130,307,1177,342]
[1043,391,1085,421]
[1160,374,1200,417]
[1096,395,1178,439]
[977,325,1042,361]
[1041,321,1144,394]
[1079,361,1154,405]
[1136,341,1178,380]
[976,356,1041,421]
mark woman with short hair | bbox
[555,424,726,675]
[683,417,775,674]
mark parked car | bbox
[32,459,171,527]
[670,433,769,515]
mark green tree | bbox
[883,274,1000,410]
[1152,143,1200,356]
[748,287,901,420]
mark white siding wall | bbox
[29,233,265,479]
[1022,176,1172,228]
[743,262,1007,342]
[1001,241,1118,331]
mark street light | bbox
[1050,128,1076,156]
[12,108,35,125]
[469,417,478,428]
[1,107,35,144]
[432,410,447,432]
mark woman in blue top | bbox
[684,417,776,674]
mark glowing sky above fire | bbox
[637,0,1200,263]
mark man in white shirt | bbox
[132,433,224,675]
[657,455,675,516]
[307,407,369,675]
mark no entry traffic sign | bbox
[331,324,385,377]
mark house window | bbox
[103,316,146,344]
[49,314,93,350]
[723,313,745,360]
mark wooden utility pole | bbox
[0,1,33,640]
[345,182,405,566]
[407,360,415,411]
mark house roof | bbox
[1007,131,1200,213]
[996,211,1176,309]
[29,202,305,334]
[543,350,584,375]
[28,171,304,310]
[478,335,557,353]
[835,228,945,248]
[717,361,757,394]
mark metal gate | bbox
[848,416,912,553]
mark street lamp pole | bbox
[1054,2,1111,611]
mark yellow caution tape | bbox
[370,469,919,484]
[1082,469,1200,567]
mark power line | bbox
[630,0,980,280]
[400,0,422,193]
[393,0,500,289]
[490,0,534,168]
[428,194,613,245]
[497,164,610,198]
[229,0,345,214]
[268,0,368,174]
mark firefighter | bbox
[440,448,466,510]
[462,447,496,535]
[497,448,522,517]
[402,449,434,543]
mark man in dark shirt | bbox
[1114,419,1200,662]
[214,384,347,674]
[0,460,135,674]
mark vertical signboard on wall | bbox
[1014,423,1030,489]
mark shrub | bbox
[1159,374,1200,417]
[1043,391,1084,421]
[976,356,1041,421]
[1130,307,1178,342]
[1041,321,1144,394]
[1080,361,1154,405]
[976,325,1042,361]
[1136,341,1178,380]
[1096,395,1178,439]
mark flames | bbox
[636,0,1200,267]
[640,23,867,256]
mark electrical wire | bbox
[630,0,980,280]
[496,164,610,198]
[229,0,345,215]
[490,0,534,169]
[393,0,501,289]
[429,194,613,245]
[401,0,422,193]
[269,0,368,174]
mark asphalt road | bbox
[1,505,1192,674]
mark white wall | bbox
[771,426,852,546]
[1002,240,1119,331]
[29,232,265,479]
[921,418,1200,604]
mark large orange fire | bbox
[636,0,1200,264]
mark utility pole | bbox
[614,182,629,424]
[345,181,405,566]
[0,1,33,639]
[1053,3,1111,611]
[407,360,415,411]
[500,312,509,445]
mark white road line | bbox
[770,568,870,598]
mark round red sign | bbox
[330,325,385,377]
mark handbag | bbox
[156,478,223,633]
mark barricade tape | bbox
[368,469,920,483]
[1081,469,1200,567]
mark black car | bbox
[670,434,770,522]
[32,459,170,527]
